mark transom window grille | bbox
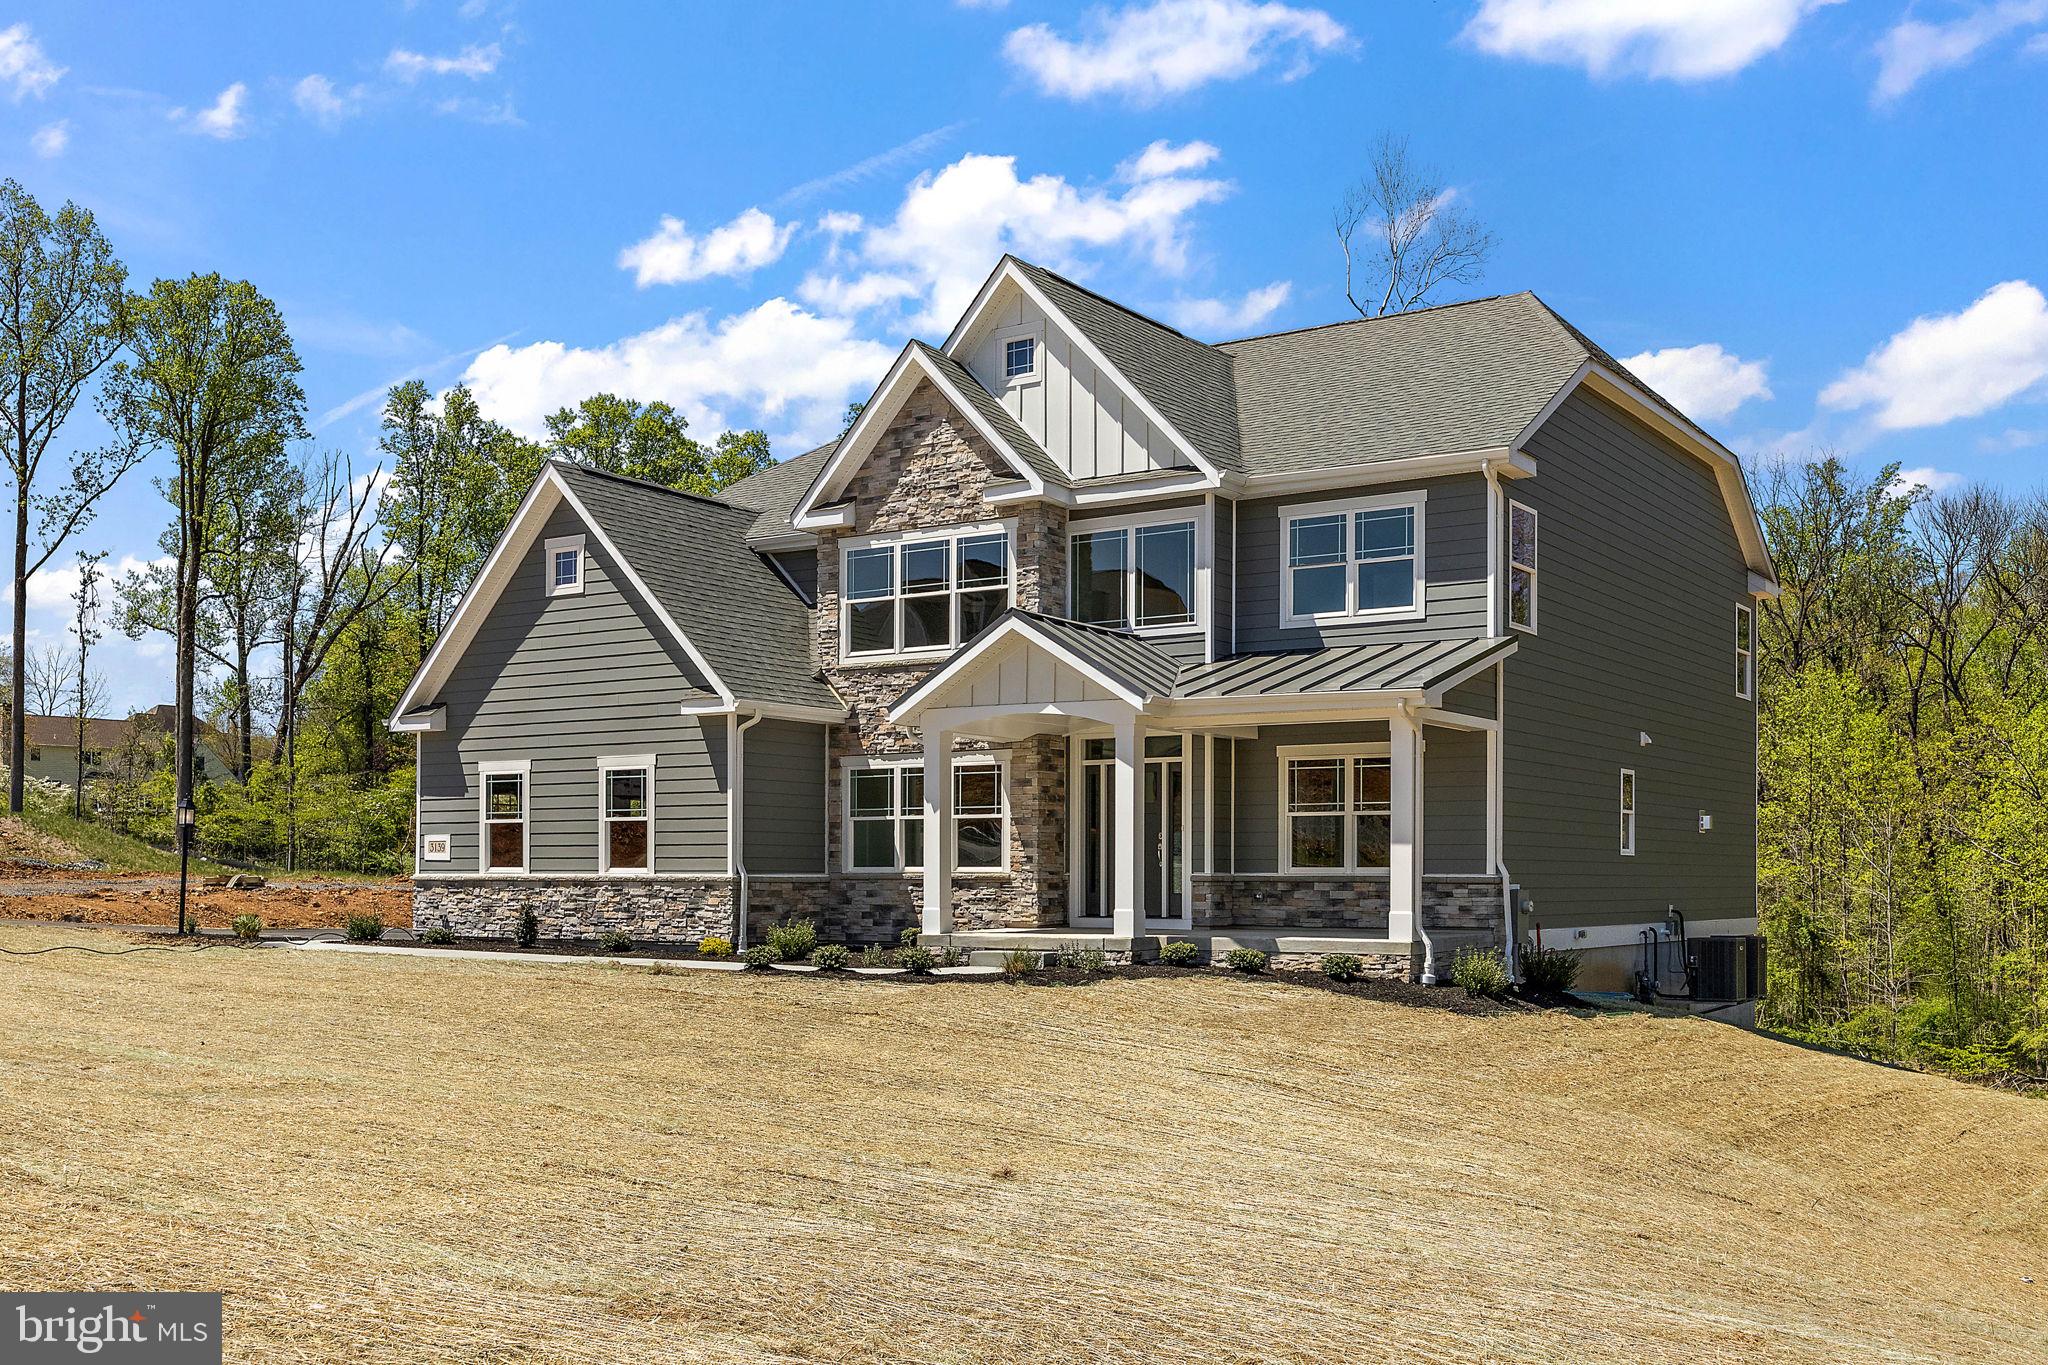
[843,529,1011,658]
[1282,752,1392,873]
[1284,498,1422,623]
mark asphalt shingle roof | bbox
[719,438,838,543]
[552,462,840,713]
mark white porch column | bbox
[1110,710,1145,941]
[921,727,955,937]
[1388,707,1422,944]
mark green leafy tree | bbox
[541,392,770,494]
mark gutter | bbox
[732,710,765,949]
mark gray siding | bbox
[742,717,828,875]
[1213,496,1235,659]
[1228,721,1391,874]
[418,504,731,876]
[1233,473,1489,654]
[1423,725,1488,874]
[1502,390,1757,931]
[769,549,817,605]
[1441,665,1498,720]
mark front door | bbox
[1074,735,1188,927]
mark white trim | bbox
[1734,601,1755,701]
[1279,490,1427,628]
[889,615,1152,720]
[1421,639,1519,706]
[1484,463,1502,636]
[1530,915,1759,953]
[986,468,1218,510]
[1234,447,1528,500]
[1066,501,1210,638]
[1507,499,1538,635]
[842,750,1011,877]
[391,705,445,733]
[1276,741,1394,876]
[543,533,586,597]
[994,320,1044,392]
[1619,767,1637,857]
[477,758,531,876]
[839,520,1017,667]
[597,754,656,876]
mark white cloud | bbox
[1621,343,1773,421]
[1873,0,2048,101]
[617,208,796,287]
[1820,280,2048,430]
[293,73,362,127]
[1978,426,2047,453]
[1118,138,1221,181]
[848,148,1234,329]
[29,119,66,158]
[385,43,502,80]
[1004,0,1352,102]
[460,299,895,448]
[1891,466,1964,497]
[0,23,63,100]
[796,272,921,314]
[1166,280,1291,335]
[1463,0,1839,81]
[775,123,966,205]
[2027,29,2048,52]
[173,83,248,139]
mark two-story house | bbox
[391,256,1775,986]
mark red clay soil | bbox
[0,870,410,931]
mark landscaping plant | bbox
[1158,940,1200,967]
[1223,947,1268,974]
[858,943,889,968]
[742,943,778,969]
[419,926,455,945]
[811,944,852,971]
[1002,948,1039,978]
[766,917,818,962]
[598,929,634,953]
[1519,943,1580,994]
[697,936,733,959]
[344,913,384,943]
[231,914,262,941]
[894,944,937,974]
[516,907,540,948]
[1321,953,1364,982]
[1451,947,1510,997]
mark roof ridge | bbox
[1006,255,1214,352]
[1215,290,1535,348]
[549,458,753,518]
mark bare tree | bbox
[1333,134,1497,318]
[68,551,106,816]
[23,641,66,718]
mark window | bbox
[1004,336,1036,380]
[843,755,1008,873]
[1735,603,1754,699]
[1619,768,1637,856]
[544,534,585,597]
[1280,746,1392,874]
[1508,502,1537,632]
[480,763,528,872]
[842,525,1012,660]
[1067,511,1201,632]
[600,760,653,873]
[1282,494,1424,625]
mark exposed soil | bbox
[0,817,99,867]
[0,870,410,931]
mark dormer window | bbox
[1004,336,1036,380]
[544,534,586,597]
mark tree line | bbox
[0,179,770,871]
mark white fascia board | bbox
[1157,691,1427,723]
[1748,571,1780,599]
[387,469,568,728]
[984,468,1218,510]
[747,529,820,553]
[1236,448,1520,500]
[792,344,1044,527]
[391,705,446,733]
[888,617,1150,721]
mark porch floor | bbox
[930,924,1463,966]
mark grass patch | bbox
[15,808,183,873]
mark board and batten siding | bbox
[741,717,828,875]
[1232,473,1490,654]
[1502,389,1757,932]
[417,505,730,876]
[958,283,1190,480]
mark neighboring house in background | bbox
[392,255,1775,989]
[11,706,236,788]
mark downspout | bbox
[733,710,764,950]
[1498,861,1520,984]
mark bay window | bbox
[1282,493,1424,625]
[1280,747,1391,874]
[842,525,1012,660]
[843,754,1008,873]
[1067,511,1200,632]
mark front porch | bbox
[890,613,1515,980]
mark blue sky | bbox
[3,0,2047,712]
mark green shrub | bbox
[1158,940,1200,967]
[811,944,852,971]
[940,945,966,967]
[1223,947,1267,974]
[1451,947,1510,997]
[230,913,262,942]
[697,935,733,959]
[1321,952,1364,982]
[1055,943,1110,973]
[1519,943,1580,994]
[765,917,819,962]
[899,926,921,949]
[894,944,937,974]
[419,925,455,946]
[1002,948,1039,977]
[344,913,384,943]
[597,929,635,953]
[516,907,540,948]
[858,943,889,968]
[742,943,778,969]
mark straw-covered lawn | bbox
[2,924,2044,1364]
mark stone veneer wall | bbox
[1193,875,1503,937]
[414,877,734,943]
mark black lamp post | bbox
[175,799,196,936]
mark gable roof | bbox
[910,341,1066,489]
[720,438,838,543]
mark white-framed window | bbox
[1508,501,1537,633]
[994,323,1042,388]
[1735,602,1754,700]
[599,756,654,874]
[840,523,1013,662]
[479,759,530,873]
[842,753,1009,874]
[1068,506,1204,633]
[1281,492,1425,626]
[1278,744,1392,874]
[544,534,586,597]
[1619,768,1637,856]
